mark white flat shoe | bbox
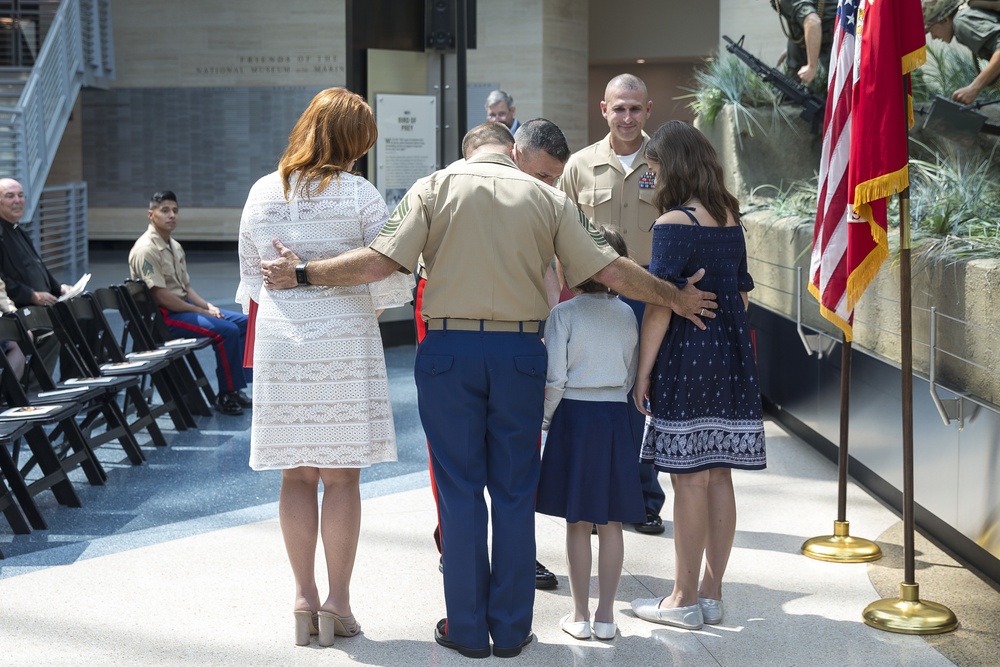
[592,620,617,640]
[631,597,704,630]
[699,597,722,625]
[560,614,592,639]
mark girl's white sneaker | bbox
[592,620,617,640]
[560,615,592,640]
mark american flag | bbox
[809,0,926,340]
[809,0,861,338]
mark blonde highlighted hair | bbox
[278,87,378,200]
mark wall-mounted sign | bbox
[374,94,438,209]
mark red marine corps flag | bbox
[809,0,926,340]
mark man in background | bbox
[559,73,666,535]
[771,0,838,86]
[514,120,572,310]
[0,177,71,375]
[486,89,520,134]
[0,178,71,307]
[128,190,250,416]
[512,119,570,186]
[924,0,1000,104]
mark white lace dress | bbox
[236,171,414,471]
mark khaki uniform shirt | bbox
[370,152,620,322]
[954,8,1000,62]
[560,133,659,266]
[128,225,191,300]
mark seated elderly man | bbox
[0,177,71,377]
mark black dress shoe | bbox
[493,632,533,658]
[535,560,557,589]
[634,511,665,535]
[214,391,244,416]
[235,390,252,408]
[434,618,491,659]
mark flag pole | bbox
[801,336,882,562]
[861,72,956,635]
[801,0,880,564]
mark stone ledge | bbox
[699,105,1000,407]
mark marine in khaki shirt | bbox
[128,224,192,300]
[375,151,618,323]
[127,190,250,416]
[559,74,669,534]
[560,74,659,266]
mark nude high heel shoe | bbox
[318,610,361,646]
[293,611,318,646]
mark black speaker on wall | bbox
[425,0,476,51]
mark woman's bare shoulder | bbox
[651,208,695,227]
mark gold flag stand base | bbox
[863,583,958,635]
[801,520,883,563]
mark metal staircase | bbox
[0,0,113,281]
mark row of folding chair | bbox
[0,280,219,554]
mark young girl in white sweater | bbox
[536,226,645,641]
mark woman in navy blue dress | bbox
[630,121,766,631]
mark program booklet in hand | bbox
[58,273,92,302]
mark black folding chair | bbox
[118,281,218,407]
[114,282,216,417]
[0,419,32,557]
[0,317,104,529]
[91,287,198,430]
[12,306,145,466]
[54,294,180,446]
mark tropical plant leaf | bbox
[679,53,781,135]
[754,140,1000,262]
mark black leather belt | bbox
[425,318,540,333]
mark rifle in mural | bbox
[722,35,826,134]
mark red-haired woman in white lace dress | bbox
[236,88,412,648]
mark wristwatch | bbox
[295,261,310,286]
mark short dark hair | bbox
[149,190,178,209]
[576,226,628,294]
[513,118,570,163]
[461,122,515,158]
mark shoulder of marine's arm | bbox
[129,228,160,254]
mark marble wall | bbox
[58,1,788,240]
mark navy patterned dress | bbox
[640,207,766,474]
